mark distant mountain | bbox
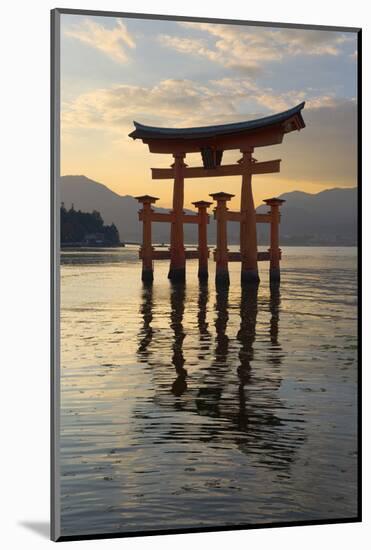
[60,175,357,246]
[61,175,143,243]
[60,175,204,244]
[256,187,357,245]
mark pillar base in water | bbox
[198,268,209,281]
[269,267,281,283]
[215,269,230,287]
[168,267,186,282]
[141,269,153,283]
[241,268,260,285]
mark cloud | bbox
[61,75,357,194]
[64,18,135,63]
[62,79,224,131]
[159,23,353,73]
[274,28,351,55]
[62,77,349,134]
[157,35,211,57]
[62,78,238,131]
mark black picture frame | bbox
[51,8,362,542]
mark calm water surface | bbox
[60,247,358,536]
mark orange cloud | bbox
[64,18,135,63]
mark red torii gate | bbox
[129,102,305,285]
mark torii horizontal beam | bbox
[139,249,277,262]
[151,159,281,180]
[140,209,273,224]
[139,249,201,261]
[227,250,282,262]
[139,211,203,224]
[225,211,273,223]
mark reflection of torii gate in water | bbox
[129,102,305,285]
[135,283,306,470]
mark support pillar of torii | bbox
[192,200,212,280]
[210,192,234,286]
[136,194,212,282]
[239,148,259,284]
[136,194,159,283]
[264,197,286,284]
[210,193,286,287]
[168,153,187,281]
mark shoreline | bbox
[61,243,357,250]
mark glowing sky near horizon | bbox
[60,14,358,209]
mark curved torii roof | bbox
[129,102,305,141]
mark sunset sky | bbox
[60,14,358,209]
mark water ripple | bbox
[60,247,358,537]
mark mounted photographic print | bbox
[51,8,361,542]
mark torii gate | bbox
[129,102,305,285]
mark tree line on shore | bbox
[61,204,120,244]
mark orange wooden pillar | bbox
[136,195,158,283]
[263,198,285,284]
[210,192,234,286]
[192,200,212,280]
[240,148,260,284]
[168,152,187,282]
